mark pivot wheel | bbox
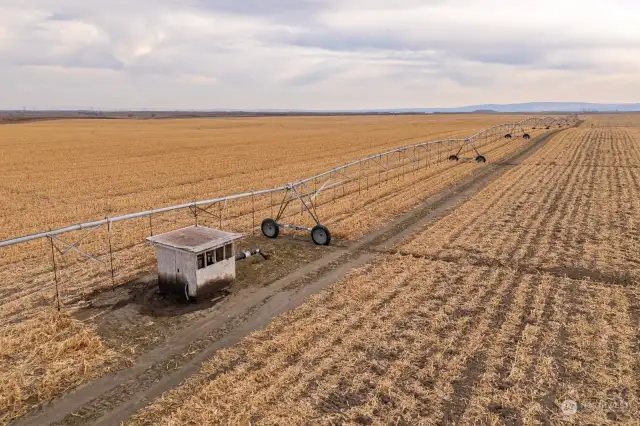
[504,134,512,139]
[523,133,531,140]
[261,218,280,239]
[311,225,331,246]
[448,155,460,161]
[475,155,486,163]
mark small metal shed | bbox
[146,226,243,299]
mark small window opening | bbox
[225,243,233,260]
[216,246,224,262]
[206,251,215,266]
[197,254,205,269]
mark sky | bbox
[1,0,639,110]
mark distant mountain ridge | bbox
[220,102,640,113]
[373,102,640,113]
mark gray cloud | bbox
[196,0,330,17]
[0,0,639,109]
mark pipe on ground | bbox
[236,248,269,261]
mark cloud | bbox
[0,0,639,109]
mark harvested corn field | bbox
[126,122,639,425]
[0,311,127,424]
[0,114,545,317]
[0,115,514,240]
[2,114,560,423]
[582,113,640,127]
[401,127,640,285]
[128,258,638,425]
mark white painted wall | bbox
[195,242,236,296]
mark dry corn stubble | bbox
[0,129,544,423]
[0,120,544,325]
[0,115,515,240]
[0,310,129,424]
[401,127,640,284]
[128,119,639,425]
[0,115,537,424]
[128,257,639,425]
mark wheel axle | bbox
[261,218,332,246]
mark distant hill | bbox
[380,102,640,113]
[219,102,640,113]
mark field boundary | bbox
[13,128,569,426]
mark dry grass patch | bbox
[0,310,127,424]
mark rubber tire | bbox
[448,155,459,161]
[261,218,279,239]
[523,134,531,140]
[504,134,512,139]
[311,225,331,246]
[475,155,486,163]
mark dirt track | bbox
[14,129,566,426]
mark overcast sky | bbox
[1,0,639,110]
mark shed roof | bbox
[146,226,243,253]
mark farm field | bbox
[2,114,558,424]
[127,123,640,424]
[0,114,551,308]
[0,114,515,240]
[402,127,640,284]
[0,114,550,324]
[582,113,640,127]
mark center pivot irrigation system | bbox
[259,114,578,244]
[0,114,579,257]
[448,115,577,163]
